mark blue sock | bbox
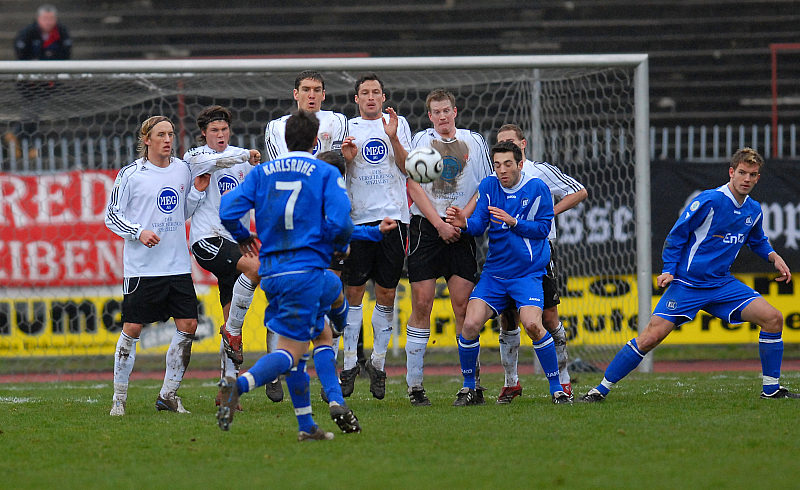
[759,331,783,394]
[237,349,293,394]
[457,334,480,389]
[595,338,645,396]
[328,297,349,334]
[285,354,316,433]
[532,332,562,395]
[313,345,345,406]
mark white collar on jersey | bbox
[717,183,749,208]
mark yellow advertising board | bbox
[1,274,797,357]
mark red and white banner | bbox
[0,170,214,287]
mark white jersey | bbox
[521,159,585,240]
[264,110,348,160]
[184,145,254,245]
[346,114,412,225]
[410,127,492,218]
[105,157,204,278]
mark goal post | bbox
[0,55,650,372]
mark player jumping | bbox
[446,141,570,405]
[216,110,359,441]
[106,116,208,416]
[580,148,797,402]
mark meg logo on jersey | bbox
[217,175,239,195]
[157,187,179,213]
[362,138,388,164]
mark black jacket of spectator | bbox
[14,21,72,60]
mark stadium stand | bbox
[0,0,798,128]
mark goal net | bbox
[0,56,650,375]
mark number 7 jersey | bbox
[218,151,353,277]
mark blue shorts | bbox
[469,273,544,317]
[261,269,342,342]
[652,278,760,327]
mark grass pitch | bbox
[1,371,798,489]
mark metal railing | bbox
[2,124,798,172]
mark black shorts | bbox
[329,256,345,272]
[342,221,408,289]
[121,274,199,324]
[192,236,243,307]
[407,215,478,284]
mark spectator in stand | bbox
[5,5,73,162]
[14,4,72,60]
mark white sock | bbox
[226,274,257,336]
[266,328,278,353]
[370,304,394,371]
[159,330,194,398]
[499,327,521,387]
[219,338,238,379]
[552,321,571,384]
[343,305,362,370]
[405,325,429,388]
[113,332,138,399]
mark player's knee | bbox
[461,321,481,340]
[177,319,198,335]
[761,309,784,333]
[523,321,546,341]
[542,307,558,332]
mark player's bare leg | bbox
[405,279,436,405]
[156,317,197,413]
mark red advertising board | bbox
[0,170,215,286]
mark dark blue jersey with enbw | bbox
[662,184,774,288]
[464,173,553,279]
[219,151,353,276]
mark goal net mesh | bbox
[0,62,641,374]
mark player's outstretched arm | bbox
[768,252,792,283]
[554,188,588,215]
[322,170,354,251]
[248,149,261,165]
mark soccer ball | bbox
[405,147,443,184]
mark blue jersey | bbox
[219,151,353,276]
[464,172,553,279]
[662,184,774,288]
